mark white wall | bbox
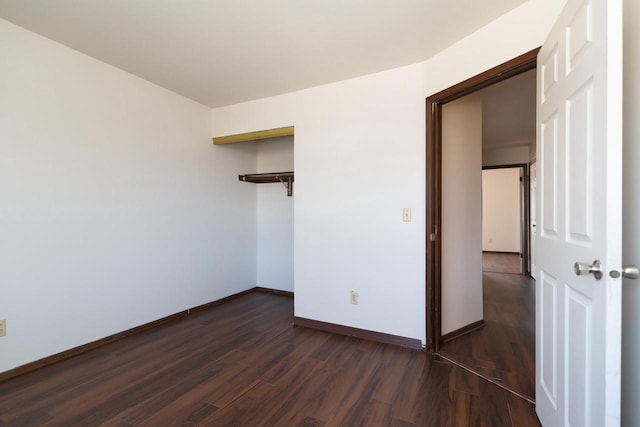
[482,168,521,253]
[210,0,566,344]
[212,64,427,340]
[421,1,567,99]
[256,136,294,292]
[0,20,257,374]
[0,0,578,379]
[622,0,640,424]
[441,95,483,335]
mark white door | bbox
[536,0,622,426]
[536,0,622,425]
[530,161,537,279]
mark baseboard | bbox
[482,251,520,255]
[293,316,422,350]
[440,320,485,344]
[0,287,258,383]
[254,286,294,297]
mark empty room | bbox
[1,0,639,426]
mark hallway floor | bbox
[439,272,536,401]
[482,252,521,274]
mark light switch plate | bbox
[403,208,412,222]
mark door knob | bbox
[609,265,640,279]
[574,260,603,280]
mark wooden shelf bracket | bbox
[238,171,294,196]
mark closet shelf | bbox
[238,171,294,196]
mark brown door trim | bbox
[425,48,539,352]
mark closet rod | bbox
[238,171,294,196]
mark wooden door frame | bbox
[425,48,539,352]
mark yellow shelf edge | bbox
[212,126,294,145]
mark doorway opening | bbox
[482,165,528,275]
[426,49,538,401]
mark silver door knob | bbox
[609,265,640,279]
[574,260,603,280]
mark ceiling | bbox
[0,0,526,108]
[480,69,536,150]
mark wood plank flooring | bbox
[482,252,521,275]
[0,292,540,426]
[439,272,536,401]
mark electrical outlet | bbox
[0,319,6,337]
[350,291,359,305]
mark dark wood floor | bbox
[482,252,521,275]
[0,292,540,426]
[439,272,536,401]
